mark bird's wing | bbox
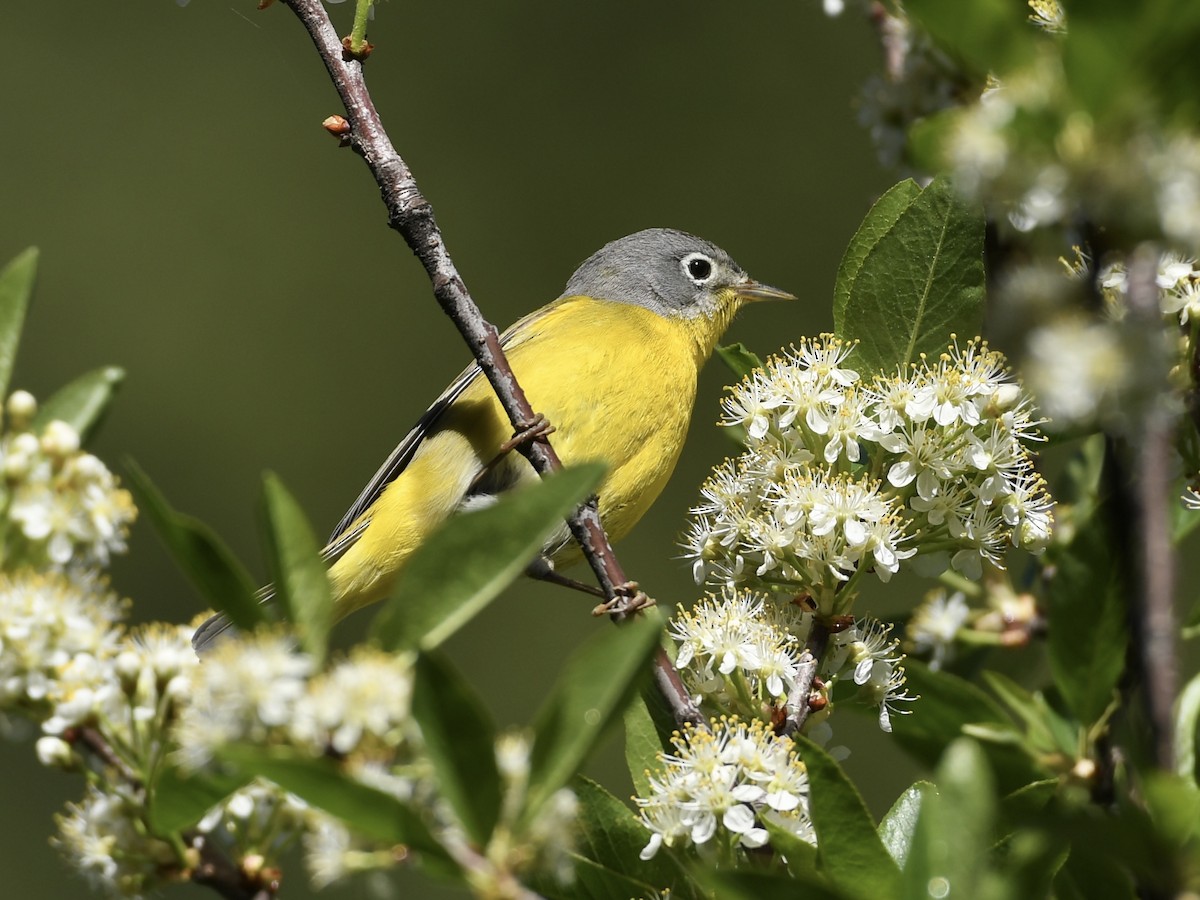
[323,307,553,557]
[323,362,483,552]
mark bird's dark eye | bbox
[683,254,714,283]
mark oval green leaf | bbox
[261,472,332,664]
[835,176,985,374]
[125,460,265,630]
[411,651,501,846]
[525,615,661,823]
[794,734,900,898]
[0,248,37,401]
[371,463,605,652]
[33,366,124,442]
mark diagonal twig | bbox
[278,0,701,728]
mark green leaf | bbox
[996,829,1070,900]
[537,855,661,900]
[833,179,922,326]
[125,461,265,630]
[901,739,995,900]
[999,779,1058,830]
[1175,671,1200,785]
[260,472,332,664]
[371,464,605,652]
[411,651,501,846]
[982,670,1077,756]
[878,782,933,868]
[0,247,36,400]
[764,816,822,879]
[571,776,701,899]
[1042,437,1125,726]
[525,615,662,823]
[896,661,1041,792]
[218,745,451,862]
[147,764,244,836]
[1142,772,1200,849]
[624,687,676,800]
[715,342,764,381]
[33,366,124,443]
[904,0,1033,77]
[906,108,960,175]
[834,176,985,375]
[795,735,900,898]
[1055,840,1137,900]
[1044,448,1126,724]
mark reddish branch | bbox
[277,0,700,728]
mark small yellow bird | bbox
[193,229,793,651]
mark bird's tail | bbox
[191,584,276,654]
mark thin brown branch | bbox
[780,619,830,738]
[67,725,141,786]
[277,0,700,727]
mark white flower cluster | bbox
[907,589,972,671]
[1027,249,1200,452]
[635,717,814,860]
[667,589,914,732]
[684,336,1052,608]
[1027,0,1066,34]
[941,48,1200,246]
[0,570,125,718]
[14,617,206,899]
[55,784,178,898]
[0,591,201,775]
[1,391,136,571]
[823,619,916,733]
[174,633,435,890]
[669,589,812,715]
[196,780,326,884]
[1098,251,1200,327]
[174,631,416,772]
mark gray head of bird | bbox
[560,228,796,329]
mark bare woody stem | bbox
[1117,246,1178,772]
[779,620,829,738]
[279,0,701,728]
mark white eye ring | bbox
[681,252,716,285]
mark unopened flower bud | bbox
[41,420,81,458]
[36,736,75,769]
[6,389,37,427]
[115,650,142,693]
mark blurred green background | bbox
[0,2,906,896]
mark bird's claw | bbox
[591,581,654,616]
[499,413,556,455]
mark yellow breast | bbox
[508,298,706,550]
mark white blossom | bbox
[635,718,813,859]
[685,336,1052,606]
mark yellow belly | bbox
[326,297,706,615]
